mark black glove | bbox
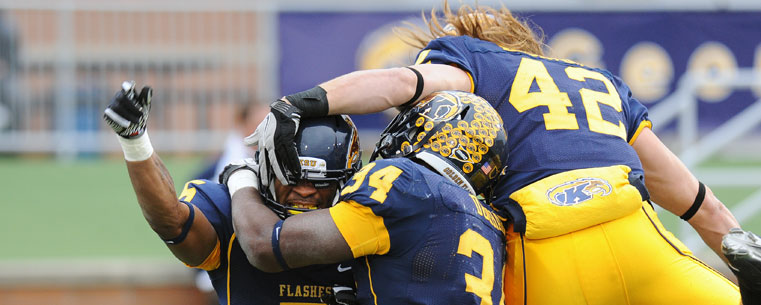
[103,81,153,139]
[243,99,303,185]
[722,228,761,304]
[320,286,358,305]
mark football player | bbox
[102,81,358,305]
[226,91,509,304]
[246,1,757,304]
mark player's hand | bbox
[219,158,260,197]
[320,286,357,305]
[243,99,302,185]
[722,228,761,304]
[103,81,152,139]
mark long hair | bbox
[397,1,546,56]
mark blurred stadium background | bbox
[0,0,760,304]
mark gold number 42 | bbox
[509,57,627,140]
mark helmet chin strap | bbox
[263,168,282,213]
[331,182,343,206]
[267,181,277,202]
[414,151,476,196]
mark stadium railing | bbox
[0,2,278,160]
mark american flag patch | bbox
[480,161,492,174]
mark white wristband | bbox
[227,169,259,197]
[117,132,154,161]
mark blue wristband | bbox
[271,219,290,270]
[163,201,195,245]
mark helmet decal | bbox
[342,115,362,170]
[422,96,460,121]
[371,91,508,197]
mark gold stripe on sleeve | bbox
[330,200,390,258]
[628,120,653,145]
[414,50,432,65]
[184,239,222,271]
[227,234,236,305]
[466,70,475,93]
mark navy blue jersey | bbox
[415,36,651,225]
[329,159,506,305]
[178,179,354,305]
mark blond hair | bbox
[398,1,545,56]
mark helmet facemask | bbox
[259,115,361,218]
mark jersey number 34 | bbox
[340,164,502,304]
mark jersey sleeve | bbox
[329,160,431,258]
[415,37,476,92]
[177,179,233,270]
[178,179,233,236]
[606,72,652,144]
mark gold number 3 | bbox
[457,229,499,305]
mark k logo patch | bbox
[546,177,612,206]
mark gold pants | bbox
[505,203,740,305]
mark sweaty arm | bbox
[319,64,471,115]
[105,82,217,267]
[231,188,352,272]
[125,154,218,266]
[632,127,740,262]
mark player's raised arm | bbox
[251,63,470,186]
[103,81,218,266]
[319,64,471,115]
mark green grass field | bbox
[0,155,208,260]
[1,155,760,261]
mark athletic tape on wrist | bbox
[271,219,290,271]
[163,201,195,245]
[285,86,329,118]
[401,67,424,108]
[227,170,259,197]
[680,181,706,221]
[117,131,154,161]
